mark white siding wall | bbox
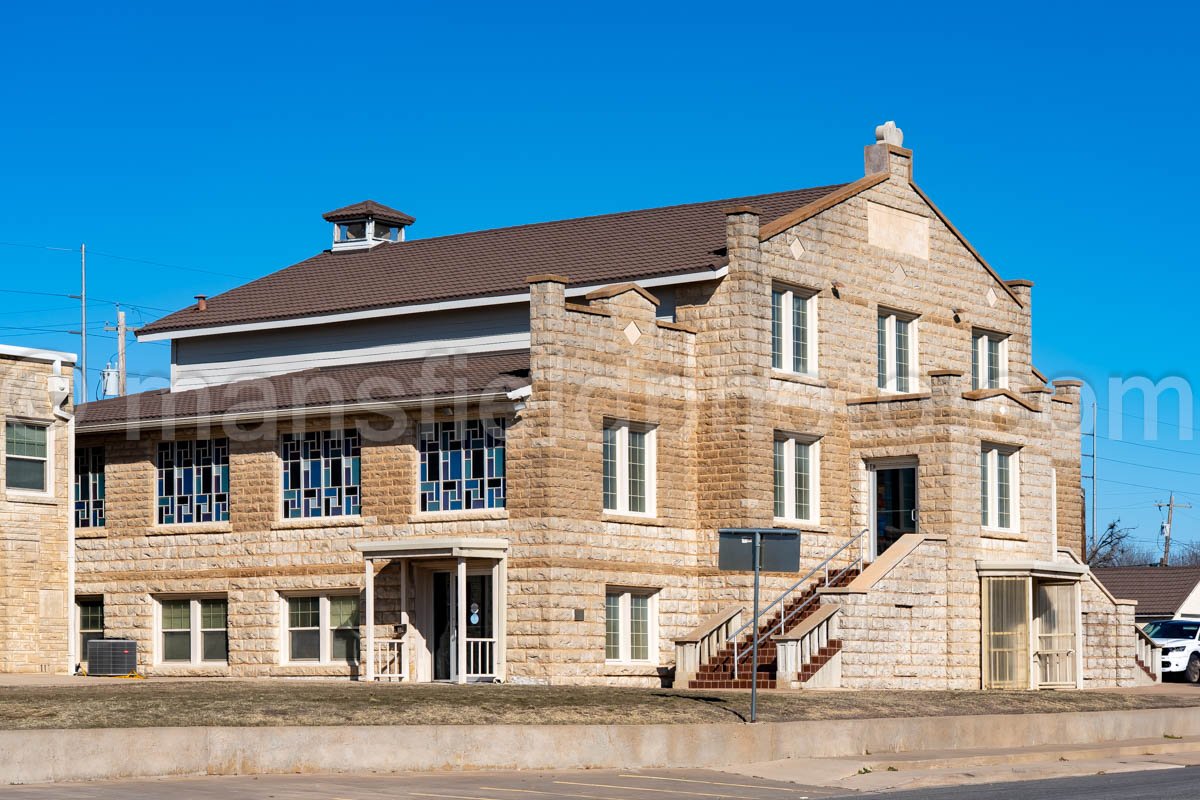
[172,304,530,391]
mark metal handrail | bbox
[731,528,868,678]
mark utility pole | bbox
[103,308,127,396]
[80,244,87,402]
[1090,402,1098,557]
[1157,494,1192,567]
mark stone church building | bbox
[3,123,1154,689]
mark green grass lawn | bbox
[1,681,1198,729]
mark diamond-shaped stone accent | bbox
[892,265,907,282]
[623,322,642,345]
[789,238,805,259]
[986,287,998,307]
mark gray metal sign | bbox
[715,528,801,724]
[718,529,800,572]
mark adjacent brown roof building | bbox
[138,184,846,336]
[1092,566,1200,621]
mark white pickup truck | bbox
[1144,618,1200,682]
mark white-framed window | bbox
[602,421,656,515]
[773,434,820,524]
[157,597,228,664]
[876,310,919,393]
[282,593,360,665]
[5,420,50,494]
[77,597,104,664]
[771,286,818,375]
[605,587,658,664]
[981,445,1019,530]
[972,330,1009,390]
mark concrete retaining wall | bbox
[5,707,1200,785]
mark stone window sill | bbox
[270,516,367,531]
[408,509,509,524]
[270,664,357,678]
[151,522,232,536]
[602,512,663,527]
[981,527,1026,541]
[148,664,231,678]
[5,491,58,506]
[771,519,830,534]
[75,527,107,539]
[603,663,661,676]
[771,370,828,388]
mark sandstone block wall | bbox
[0,352,74,674]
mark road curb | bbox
[5,706,1200,784]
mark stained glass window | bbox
[156,439,229,525]
[418,419,506,512]
[281,430,361,518]
[75,446,105,528]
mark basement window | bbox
[78,598,104,665]
[284,594,360,665]
[605,588,658,664]
[158,597,228,664]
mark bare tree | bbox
[1087,519,1138,567]
[1172,542,1200,567]
[1110,543,1160,567]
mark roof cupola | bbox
[322,200,415,252]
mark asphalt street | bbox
[2,766,1198,800]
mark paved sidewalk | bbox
[724,735,1200,793]
[0,768,837,800]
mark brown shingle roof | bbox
[76,350,530,429]
[322,200,415,226]
[139,184,847,336]
[1092,566,1200,618]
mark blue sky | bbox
[1,1,1197,553]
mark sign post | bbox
[717,528,801,723]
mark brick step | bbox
[689,565,862,691]
[688,678,778,690]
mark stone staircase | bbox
[687,568,858,690]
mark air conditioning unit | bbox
[86,639,137,677]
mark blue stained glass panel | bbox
[280,430,361,519]
[419,419,506,512]
[156,439,229,525]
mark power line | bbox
[0,287,172,314]
[1096,455,1200,477]
[1095,405,1194,434]
[1095,433,1200,458]
[0,240,252,281]
[87,249,251,281]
